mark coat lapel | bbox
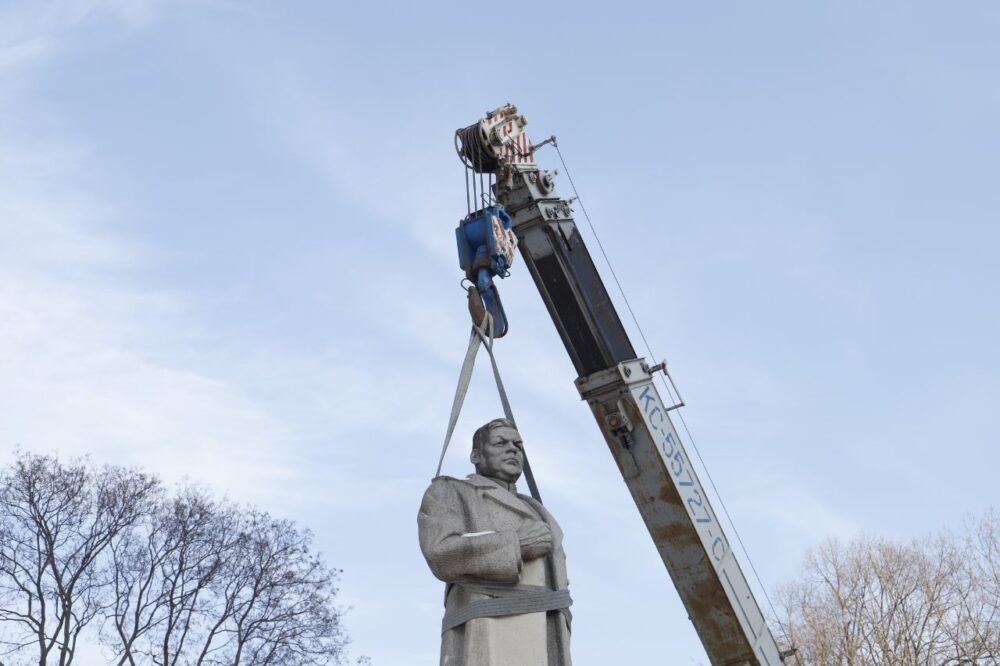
[465,474,537,518]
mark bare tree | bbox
[777,512,1000,665]
[0,452,158,666]
[107,497,345,666]
[198,511,344,666]
[958,510,1000,661]
[0,452,349,666]
[104,486,233,666]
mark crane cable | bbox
[552,141,792,651]
[457,125,497,215]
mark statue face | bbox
[472,425,524,483]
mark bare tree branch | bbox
[0,452,158,666]
[777,513,1000,665]
[0,452,349,666]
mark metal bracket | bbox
[604,399,634,436]
[779,647,798,662]
[530,135,558,152]
[641,359,686,412]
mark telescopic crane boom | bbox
[455,104,786,666]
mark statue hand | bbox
[516,521,553,561]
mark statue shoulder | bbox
[426,475,476,492]
[424,475,487,500]
[420,476,478,513]
[430,475,498,490]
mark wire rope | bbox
[465,167,471,216]
[552,141,791,650]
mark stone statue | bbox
[418,418,573,666]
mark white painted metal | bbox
[576,360,784,665]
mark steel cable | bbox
[456,123,499,173]
[552,140,793,653]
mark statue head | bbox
[470,418,523,483]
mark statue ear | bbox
[470,448,481,465]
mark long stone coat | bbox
[418,474,572,666]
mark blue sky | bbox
[1,1,998,664]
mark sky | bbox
[1,0,998,664]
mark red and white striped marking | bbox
[479,109,536,167]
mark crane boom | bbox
[456,105,785,665]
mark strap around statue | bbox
[441,583,572,633]
[435,315,543,503]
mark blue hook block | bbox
[456,206,516,337]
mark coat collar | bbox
[465,474,536,518]
[464,474,517,491]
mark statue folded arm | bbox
[418,478,523,584]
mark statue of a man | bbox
[418,418,572,665]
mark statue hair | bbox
[472,418,517,453]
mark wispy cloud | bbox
[0,4,309,507]
[0,139,299,496]
[1,0,159,69]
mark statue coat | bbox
[418,474,572,666]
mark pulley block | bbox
[455,205,517,337]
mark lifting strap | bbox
[434,315,543,503]
[441,582,572,633]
